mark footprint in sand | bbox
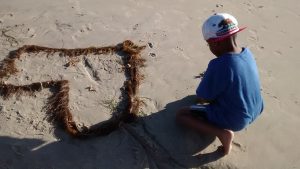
[0,25,23,47]
[55,20,73,32]
[149,53,156,57]
[80,23,93,32]
[133,24,139,31]
[72,23,93,41]
[0,13,13,28]
[26,28,36,38]
[148,42,153,48]
[171,45,190,60]
[216,4,224,8]
[243,2,254,13]
[3,13,14,18]
[0,13,13,22]
[263,90,279,100]
[274,50,282,56]
[247,29,263,50]
[1,23,36,46]
[232,140,246,152]
[243,2,264,14]
[259,45,265,50]
[248,29,259,42]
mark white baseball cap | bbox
[202,13,246,42]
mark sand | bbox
[1,0,300,168]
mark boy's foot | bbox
[218,129,234,155]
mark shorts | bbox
[190,104,247,131]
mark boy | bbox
[176,13,264,155]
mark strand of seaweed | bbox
[0,40,146,138]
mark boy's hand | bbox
[196,97,213,105]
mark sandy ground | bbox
[0,0,300,169]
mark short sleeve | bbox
[196,60,231,100]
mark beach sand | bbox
[0,0,300,168]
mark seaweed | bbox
[0,40,146,138]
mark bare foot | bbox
[218,129,234,155]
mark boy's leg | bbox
[176,107,234,155]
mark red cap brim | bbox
[207,27,247,43]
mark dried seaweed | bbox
[0,40,146,138]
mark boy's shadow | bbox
[0,95,224,169]
[137,95,223,168]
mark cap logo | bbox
[216,18,237,36]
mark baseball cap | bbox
[202,13,246,42]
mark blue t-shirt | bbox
[196,48,264,131]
